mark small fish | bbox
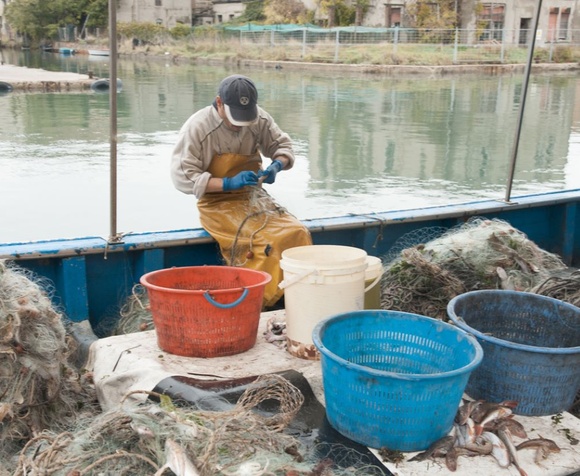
[516,436,561,464]
[454,418,476,447]
[497,427,528,476]
[445,446,482,472]
[481,431,510,468]
[455,399,477,425]
[496,266,516,290]
[485,416,528,439]
[155,439,200,476]
[464,438,493,455]
[475,406,512,436]
[471,400,518,423]
[408,435,455,462]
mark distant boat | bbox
[88,49,109,56]
[59,47,75,55]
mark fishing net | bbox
[0,259,385,475]
[0,260,99,468]
[380,217,568,320]
[228,187,289,268]
[113,284,154,335]
[106,187,288,337]
[11,373,384,475]
[530,268,580,307]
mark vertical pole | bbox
[334,30,340,62]
[453,28,458,64]
[108,0,119,242]
[505,0,543,202]
[394,26,399,55]
[500,28,505,63]
[302,28,306,58]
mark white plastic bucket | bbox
[364,256,384,309]
[279,245,368,359]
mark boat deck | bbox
[88,310,580,476]
[0,64,95,91]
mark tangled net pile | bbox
[379,218,580,418]
[380,217,568,321]
[113,284,154,335]
[0,260,98,471]
[0,260,384,475]
[11,373,383,475]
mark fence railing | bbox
[220,26,580,64]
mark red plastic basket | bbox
[140,266,271,358]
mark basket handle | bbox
[203,288,249,309]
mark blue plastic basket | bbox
[312,310,483,451]
[447,290,580,416]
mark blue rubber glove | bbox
[222,171,259,191]
[259,159,284,184]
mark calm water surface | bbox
[1,50,579,243]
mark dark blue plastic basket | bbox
[447,290,580,416]
[312,310,483,451]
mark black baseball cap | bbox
[218,75,258,126]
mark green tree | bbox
[84,0,109,30]
[5,0,107,44]
[406,0,458,29]
[263,0,308,24]
[238,0,266,23]
[318,0,356,27]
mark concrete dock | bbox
[0,64,95,92]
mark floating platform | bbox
[0,64,97,92]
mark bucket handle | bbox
[278,268,317,290]
[203,288,249,309]
[364,273,383,293]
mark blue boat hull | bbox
[1,189,579,330]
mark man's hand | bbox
[258,160,283,184]
[222,171,259,191]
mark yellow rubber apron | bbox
[198,152,312,308]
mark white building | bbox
[212,0,245,24]
[117,0,192,28]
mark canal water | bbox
[1,49,579,243]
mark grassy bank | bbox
[63,34,580,68]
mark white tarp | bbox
[87,311,580,476]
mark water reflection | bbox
[0,49,578,242]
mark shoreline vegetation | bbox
[4,33,580,76]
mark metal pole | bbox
[504,0,543,202]
[108,0,120,243]
[500,28,505,63]
[453,28,458,64]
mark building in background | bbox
[192,0,214,25]
[117,0,192,28]
[0,0,13,41]
[2,0,578,48]
[212,0,245,24]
